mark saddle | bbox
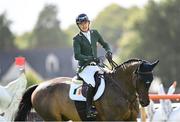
[69,73,105,101]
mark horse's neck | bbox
[103,72,135,100]
[95,73,137,119]
[112,66,136,92]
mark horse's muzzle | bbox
[139,98,150,107]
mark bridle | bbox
[104,60,153,113]
[134,62,153,90]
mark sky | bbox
[0,0,148,35]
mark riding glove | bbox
[93,58,100,64]
[105,51,112,60]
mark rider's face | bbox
[78,21,90,32]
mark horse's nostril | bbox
[139,97,150,107]
[140,99,150,107]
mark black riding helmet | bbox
[76,13,90,24]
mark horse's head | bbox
[134,60,159,107]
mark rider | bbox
[73,13,112,118]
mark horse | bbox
[14,59,159,121]
[0,73,27,121]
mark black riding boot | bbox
[86,84,98,118]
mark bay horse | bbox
[14,59,159,121]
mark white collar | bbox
[81,30,90,35]
[81,30,91,43]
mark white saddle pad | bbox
[69,77,105,101]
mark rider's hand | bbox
[105,51,112,61]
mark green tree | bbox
[26,71,42,88]
[32,4,69,48]
[115,7,144,62]
[92,4,129,44]
[15,32,33,49]
[118,0,180,88]
[136,0,180,86]
[0,12,16,50]
[65,24,79,46]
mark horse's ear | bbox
[151,60,159,69]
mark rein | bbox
[103,70,139,115]
[105,73,137,103]
[102,59,138,103]
[107,58,118,70]
[105,58,137,103]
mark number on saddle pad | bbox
[69,76,105,101]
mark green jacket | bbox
[73,29,111,66]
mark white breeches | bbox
[79,65,103,87]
